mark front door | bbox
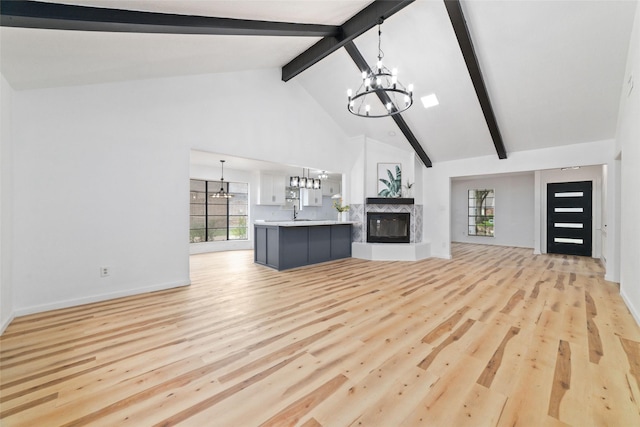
[547,181,592,257]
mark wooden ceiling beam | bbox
[0,0,340,37]
[444,0,507,159]
[281,0,414,82]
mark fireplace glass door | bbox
[367,212,410,243]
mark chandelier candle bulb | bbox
[345,21,414,118]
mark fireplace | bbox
[367,212,410,243]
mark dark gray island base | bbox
[254,221,353,270]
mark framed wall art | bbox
[377,163,402,197]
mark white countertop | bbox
[254,220,357,227]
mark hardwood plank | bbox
[258,374,348,427]
[1,244,639,426]
[620,337,640,393]
[585,291,604,364]
[417,318,476,370]
[548,340,571,419]
[421,306,471,344]
[448,383,507,427]
[476,326,520,388]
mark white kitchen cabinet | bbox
[301,188,323,207]
[258,173,286,205]
[321,179,341,197]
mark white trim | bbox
[14,280,190,317]
[621,288,640,327]
[0,312,15,335]
[190,240,252,254]
[352,242,430,261]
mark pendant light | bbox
[211,160,233,198]
[290,168,321,189]
[347,19,413,118]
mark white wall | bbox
[423,139,616,260]
[8,68,350,318]
[363,138,415,199]
[346,136,366,204]
[451,173,534,248]
[1,74,14,333]
[617,4,640,324]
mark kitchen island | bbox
[254,220,354,270]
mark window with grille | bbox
[468,189,494,237]
[189,179,248,243]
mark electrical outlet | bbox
[100,266,110,277]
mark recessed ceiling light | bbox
[421,94,439,109]
[388,131,396,136]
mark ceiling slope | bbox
[344,41,432,167]
[282,0,414,81]
[444,0,507,160]
[0,0,340,37]
[1,1,636,166]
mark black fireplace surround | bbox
[367,212,410,243]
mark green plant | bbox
[333,200,350,212]
[403,181,413,196]
[378,165,402,197]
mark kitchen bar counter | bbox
[254,221,353,270]
[255,220,357,227]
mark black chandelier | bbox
[290,168,321,190]
[211,160,233,198]
[347,20,413,118]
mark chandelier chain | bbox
[346,19,414,118]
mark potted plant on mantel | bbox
[333,199,350,222]
[403,181,414,198]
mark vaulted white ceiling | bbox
[1,0,636,165]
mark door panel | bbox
[547,181,592,256]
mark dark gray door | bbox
[547,181,592,256]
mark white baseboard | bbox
[604,273,620,283]
[620,289,640,327]
[190,240,252,255]
[14,280,190,318]
[0,312,15,335]
[430,251,452,260]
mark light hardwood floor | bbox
[1,243,640,426]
